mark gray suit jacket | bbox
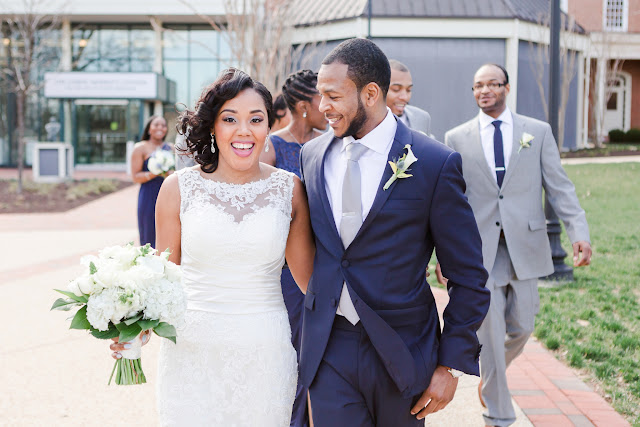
[444,113,589,280]
[403,105,431,136]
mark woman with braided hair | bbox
[260,69,327,427]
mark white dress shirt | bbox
[478,107,513,182]
[324,108,397,321]
[324,108,397,230]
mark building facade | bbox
[1,0,609,170]
[290,0,589,150]
[569,0,640,140]
[0,2,232,168]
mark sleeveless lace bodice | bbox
[158,167,298,426]
[177,168,295,314]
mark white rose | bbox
[67,278,83,297]
[77,275,98,295]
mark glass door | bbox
[75,100,129,164]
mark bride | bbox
[110,68,315,426]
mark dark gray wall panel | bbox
[373,37,505,141]
[517,40,579,150]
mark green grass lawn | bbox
[535,162,640,425]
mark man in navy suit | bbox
[299,38,491,426]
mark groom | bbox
[299,38,491,426]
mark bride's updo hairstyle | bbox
[177,68,275,173]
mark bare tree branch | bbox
[1,0,67,193]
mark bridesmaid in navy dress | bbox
[130,116,172,248]
[261,70,328,427]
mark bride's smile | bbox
[213,88,270,178]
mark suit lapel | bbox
[468,118,499,189]
[501,114,525,189]
[349,120,412,248]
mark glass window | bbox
[100,28,129,60]
[72,27,99,70]
[164,60,190,106]
[130,59,154,72]
[190,60,218,105]
[190,28,219,59]
[130,27,155,60]
[163,27,190,59]
[218,32,232,61]
[605,0,628,31]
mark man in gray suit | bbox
[442,64,592,427]
[387,59,432,136]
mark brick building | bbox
[569,0,640,140]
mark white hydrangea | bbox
[81,243,184,331]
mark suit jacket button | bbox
[496,221,500,227]
[341,260,350,267]
[331,298,337,307]
[499,195,504,199]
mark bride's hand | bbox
[109,330,152,360]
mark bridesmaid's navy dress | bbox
[137,143,172,248]
[271,135,309,427]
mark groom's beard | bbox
[342,97,368,139]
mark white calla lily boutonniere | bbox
[383,144,418,190]
[518,132,534,153]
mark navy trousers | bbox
[281,267,309,427]
[308,316,423,427]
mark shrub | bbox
[625,128,640,143]
[608,129,626,143]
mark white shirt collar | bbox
[342,108,397,155]
[479,106,512,130]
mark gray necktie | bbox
[337,142,369,324]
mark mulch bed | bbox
[561,149,640,158]
[0,180,133,214]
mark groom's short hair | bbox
[322,38,391,97]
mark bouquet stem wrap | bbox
[109,334,146,385]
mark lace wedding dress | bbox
[157,168,298,426]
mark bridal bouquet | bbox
[51,243,185,385]
[147,149,175,176]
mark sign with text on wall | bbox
[44,72,176,103]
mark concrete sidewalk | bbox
[0,183,629,426]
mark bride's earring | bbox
[265,136,269,153]
[210,133,216,153]
[303,111,307,118]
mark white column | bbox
[594,57,607,143]
[576,50,585,149]
[61,19,73,144]
[151,16,164,116]
[505,20,520,112]
[581,54,591,148]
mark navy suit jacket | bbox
[299,119,490,398]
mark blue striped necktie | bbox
[492,120,505,188]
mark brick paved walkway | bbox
[432,290,630,427]
[0,171,631,426]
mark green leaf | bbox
[124,314,143,326]
[137,318,160,331]
[90,323,120,340]
[89,262,97,275]
[154,322,177,344]
[54,289,88,304]
[70,306,91,330]
[51,298,81,311]
[117,322,142,343]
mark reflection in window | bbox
[163,28,190,59]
